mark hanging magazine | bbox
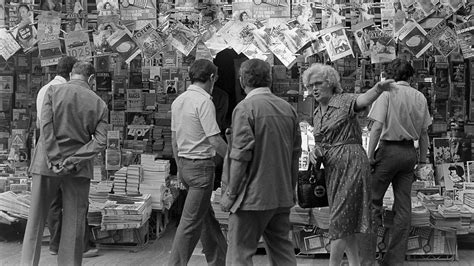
[352,19,375,57]
[426,20,458,57]
[0,29,21,60]
[321,24,353,62]
[133,23,163,59]
[397,21,431,58]
[107,28,141,64]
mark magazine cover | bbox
[37,11,61,41]
[425,20,457,57]
[96,72,112,91]
[435,162,466,190]
[466,161,474,183]
[216,20,255,54]
[0,76,14,94]
[268,26,297,68]
[166,21,199,56]
[352,19,375,57]
[165,79,177,94]
[119,0,156,31]
[321,25,353,62]
[133,23,163,59]
[455,21,474,59]
[11,4,37,52]
[0,29,21,60]
[126,89,143,112]
[96,0,119,16]
[397,21,432,58]
[367,28,397,64]
[433,137,472,165]
[38,38,63,66]
[65,30,92,60]
[107,28,141,64]
[414,163,435,187]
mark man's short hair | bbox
[239,59,271,88]
[388,58,414,82]
[57,56,78,79]
[189,59,217,84]
[71,61,95,78]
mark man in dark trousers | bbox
[366,58,432,265]
[221,59,301,265]
[22,61,108,265]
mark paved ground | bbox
[1,220,474,265]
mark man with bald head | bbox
[22,61,108,266]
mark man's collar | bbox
[395,81,410,86]
[69,79,91,89]
[245,87,271,99]
[54,75,67,83]
[187,84,211,98]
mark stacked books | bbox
[290,205,311,225]
[411,205,430,227]
[126,165,142,195]
[113,167,127,195]
[101,194,152,231]
[0,191,30,220]
[464,193,474,208]
[140,155,170,209]
[211,189,229,226]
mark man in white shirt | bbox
[36,56,78,128]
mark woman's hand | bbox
[309,145,324,164]
[376,79,395,92]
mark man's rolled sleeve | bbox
[199,99,221,137]
[229,106,254,162]
[367,92,388,123]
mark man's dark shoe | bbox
[83,248,99,258]
[49,249,58,255]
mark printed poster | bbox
[426,20,457,57]
[0,29,21,60]
[65,30,92,60]
[398,21,431,58]
[11,4,37,52]
[107,28,141,64]
[321,25,353,62]
[133,23,163,59]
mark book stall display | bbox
[0,0,472,260]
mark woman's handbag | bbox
[297,161,329,208]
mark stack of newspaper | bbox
[100,193,152,231]
[0,191,30,222]
[140,155,170,209]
